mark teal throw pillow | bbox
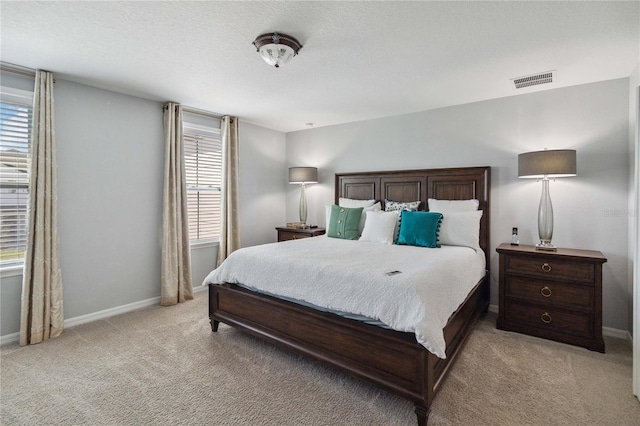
[397,210,443,248]
[328,205,363,240]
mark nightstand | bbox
[496,243,607,352]
[276,227,325,242]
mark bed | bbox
[207,166,490,425]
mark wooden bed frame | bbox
[209,166,490,425]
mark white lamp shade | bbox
[289,167,318,184]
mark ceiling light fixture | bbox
[253,32,302,68]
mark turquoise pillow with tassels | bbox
[397,210,443,248]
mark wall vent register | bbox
[512,71,555,89]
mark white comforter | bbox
[204,236,486,359]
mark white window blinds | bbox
[183,121,222,243]
[0,87,34,266]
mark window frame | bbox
[182,120,222,247]
[0,86,34,273]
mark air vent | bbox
[511,71,555,89]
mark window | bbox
[183,119,222,244]
[0,86,33,267]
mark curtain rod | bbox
[182,105,224,120]
[1,62,36,78]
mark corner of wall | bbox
[630,62,640,398]
[629,63,639,336]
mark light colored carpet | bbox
[1,290,638,425]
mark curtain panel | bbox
[161,103,193,305]
[20,70,63,346]
[218,116,240,266]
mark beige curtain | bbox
[218,116,240,266]
[161,103,193,306]
[20,70,63,346]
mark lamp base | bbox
[536,178,556,252]
[299,183,308,225]
[536,242,557,251]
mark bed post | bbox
[414,405,429,426]
[208,284,220,332]
[211,318,219,332]
[414,341,435,425]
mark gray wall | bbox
[1,79,286,337]
[630,64,640,335]
[286,78,631,332]
[1,76,632,337]
[55,79,165,315]
[238,121,287,249]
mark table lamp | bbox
[289,167,318,226]
[518,149,576,251]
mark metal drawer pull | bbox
[541,312,552,324]
[540,286,552,297]
[541,263,552,272]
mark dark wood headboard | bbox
[335,166,491,267]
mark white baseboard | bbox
[488,304,630,342]
[602,326,631,340]
[63,295,161,329]
[193,284,208,293]
[0,332,19,346]
[1,285,210,346]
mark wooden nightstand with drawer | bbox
[496,243,607,352]
[276,227,325,242]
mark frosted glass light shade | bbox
[253,33,302,68]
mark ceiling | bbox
[1,1,638,133]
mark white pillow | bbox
[359,202,381,233]
[439,210,483,250]
[339,198,377,208]
[359,210,399,244]
[428,198,479,213]
[325,205,332,228]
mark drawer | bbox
[505,276,593,310]
[278,231,311,241]
[507,255,594,283]
[504,301,593,339]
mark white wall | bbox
[286,78,631,332]
[1,79,286,338]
